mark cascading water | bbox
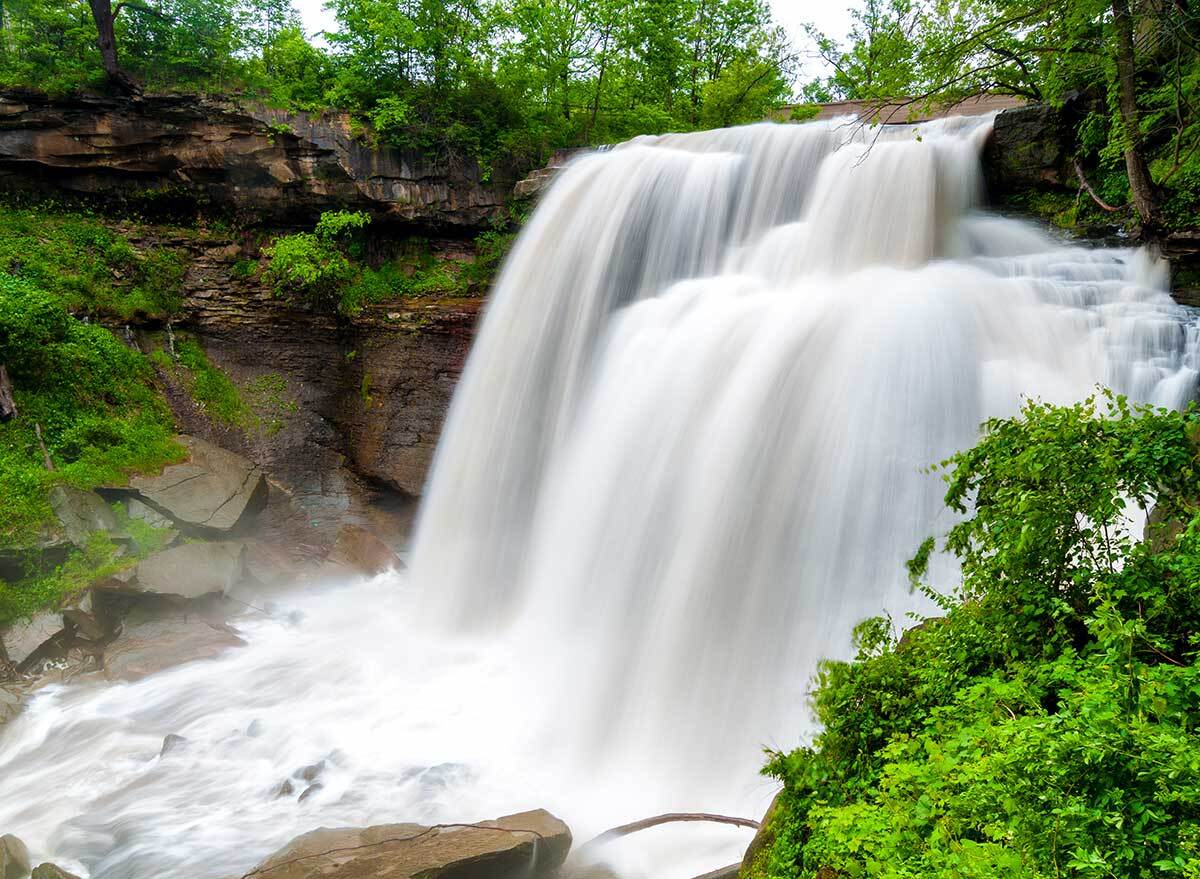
[1,115,1197,879]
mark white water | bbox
[2,116,1198,878]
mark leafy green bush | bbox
[756,393,1200,879]
[262,210,371,311]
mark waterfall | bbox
[0,115,1196,879]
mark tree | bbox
[801,0,1195,230]
[87,0,139,92]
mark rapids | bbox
[1,114,1197,878]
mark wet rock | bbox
[31,865,82,879]
[740,792,782,878]
[102,613,244,682]
[251,809,572,879]
[1,611,63,669]
[273,779,296,799]
[297,761,325,783]
[135,542,247,599]
[242,541,304,588]
[323,525,402,578]
[0,687,22,728]
[297,783,323,803]
[160,734,189,757]
[0,834,30,879]
[27,648,102,688]
[48,485,119,548]
[128,436,267,532]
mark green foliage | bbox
[1,0,795,173]
[0,272,182,551]
[758,393,1200,879]
[0,205,187,318]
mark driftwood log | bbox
[0,365,15,421]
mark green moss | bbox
[173,338,253,428]
[0,204,190,318]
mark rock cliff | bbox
[0,90,517,227]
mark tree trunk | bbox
[0,364,16,421]
[87,0,140,94]
[1111,0,1161,229]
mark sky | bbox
[291,0,853,82]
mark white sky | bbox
[292,0,851,84]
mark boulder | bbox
[48,485,119,548]
[128,436,267,532]
[61,589,110,643]
[323,525,402,578]
[134,542,247,599]
[1,611,63,669]
[102,612,244,682]
[983,103,1073,195]
[31,866,82,879]
[251,809,571,879]
[0,834,30,879]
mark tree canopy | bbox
[0,0,796,167]
[799,0,1200,231]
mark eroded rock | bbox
[128,436,266,532]
[31,865,82,879]
[251,809,571,879]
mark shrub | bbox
[0,272,181,552]
[756,393,1200,879]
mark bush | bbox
[0,272,181,552]
[755,393,1200,879]
[262,210,371,311]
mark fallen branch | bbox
[34,422,55,470]
[579,813,760,855]
[1073,158,1121,212]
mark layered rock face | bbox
[0,91,516,227]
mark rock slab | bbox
[251,809,571,879]
[1,611,63,668]
[134,541,247,599]
[129,436,266,532]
